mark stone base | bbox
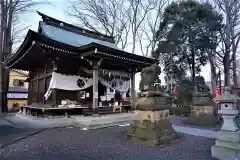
[211,130,240,159]
[184,114,219,127]
[184,105,219,127]
[211,144,240,160]
[125,110,179,147]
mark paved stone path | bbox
[172,125,217,139]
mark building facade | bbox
[8,70,28,110]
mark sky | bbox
[19,0,211,91]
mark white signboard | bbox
[7,93,28,99]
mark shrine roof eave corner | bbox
[6,30,36,68]
[6,30,79,69]
[78,42,159,66]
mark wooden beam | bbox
[31,72,52,81]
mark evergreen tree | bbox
[153,0,222,84]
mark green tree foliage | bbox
[153,0,222,83]
[175,78,194,105]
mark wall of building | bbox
[8,70,29,110]
[9,70,28,88]
[8,99,28,110]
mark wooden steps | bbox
[82,106,128,116]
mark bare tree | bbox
[199,0,240,87]
[212,0,240,86]
[68,0,130,50]
[136,0,171,56]
[0,0,47,112]
[126,0,155,54]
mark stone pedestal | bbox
[184,96,219,126]
[211,130,240,159]
[126,95,179,147]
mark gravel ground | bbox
[2,126,216,160]
[0,126,43,148]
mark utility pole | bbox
[0,0,7,113]
[0,1,4,113]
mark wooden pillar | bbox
[92,66,99,114]
[52,89,57,106]
[131,73,136,110]
[28,72,32,105]
[51,60,58,106]
[28,82,32,105]
[36,71,39,103]
[91,59,102,115]
[43,64,47,104]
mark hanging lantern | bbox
[119,80,123,86]
[112,80,117,88]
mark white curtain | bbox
[44,72,93,100]
[99,77,130,92]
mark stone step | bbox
[215,140,240,150]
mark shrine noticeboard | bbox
[215,88,221,97]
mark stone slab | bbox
[215,140,240,150]
[211,144,240,160]
[217,130,240,143]
[184,114,219,127]
[71,113,134,129]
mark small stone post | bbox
[211,87,240,159]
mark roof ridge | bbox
[37,11,115,43]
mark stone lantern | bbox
[211,87,240,159]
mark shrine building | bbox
[7,12,158,116]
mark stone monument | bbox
[125,65,179,147]
[184,76,218,126]
[211,87,240,159]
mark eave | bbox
[7,30,158,72]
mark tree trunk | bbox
[232,53,238,86]
[224,5,232,87]
[191,47,195,83]
[223,54,230,86]
[131,32,136,54]
[209,56,217,94]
